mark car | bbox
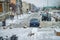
[42,13,51,21]
[30,18,40,27]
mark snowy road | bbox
[0,28,60,40]
[0,13,60,40]
[5,13,41,27]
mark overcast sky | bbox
[22,0,60,7]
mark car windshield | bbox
[30,19,39,22]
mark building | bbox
[22,2,39,13]
[0,1,3,12]
[10,0,23,14]
[10,0,16,4]
[30,4,39,12]
[16,0,23,14]
[0,0,10,13]
[22,2,30,13]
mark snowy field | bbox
[0,28,60,40]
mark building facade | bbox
[22,2,31,13]
[0,0,10,13]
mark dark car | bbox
[42,13,51,21]
[30,18,40,27]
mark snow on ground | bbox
[0,13,37,27]
[6,14,32,26]
[0,13,60,40]
[0,28,60,40]
[14,14,31,19]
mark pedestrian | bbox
[26,9,29,13]
[2,19,6,26]
[2,19,6,29]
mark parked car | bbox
[42,13,51,21]
[30,18,40,27]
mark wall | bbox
[0,3,3,12]
[10,0,16,4]
[22,2,30,13]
